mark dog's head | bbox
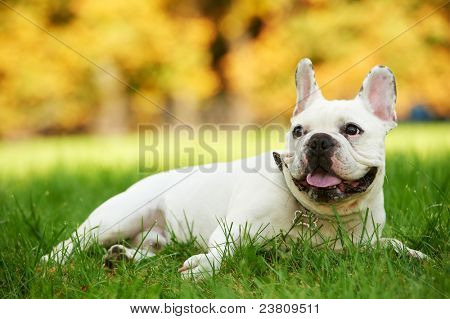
[276,58,397,205]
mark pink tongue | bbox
[307,170,342,188]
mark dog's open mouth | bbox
[292,167,378,202]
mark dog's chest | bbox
[286,210,364,248]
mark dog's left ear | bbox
[358,65,397,127]
[293,58,323,116]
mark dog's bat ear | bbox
[293,58,323,116]
[358,65,397,125]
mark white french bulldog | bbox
[42,58,426,278]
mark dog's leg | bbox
[178,225,232,280]
[42,189,163,263]
[40,225,94,263]
[177,169,295,280]
[377,238,428,259]
[104,227,168,267]
[178,221,269,280]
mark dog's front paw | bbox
[379,238,430,260]
[405,247,429,260]
[178,253,219,280]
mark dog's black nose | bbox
[307,133,336,152]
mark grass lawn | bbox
[0,123,448,298]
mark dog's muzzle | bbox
[273,146,378,203]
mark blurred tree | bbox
[224,0,450,122]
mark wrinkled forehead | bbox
[290,99,380,132]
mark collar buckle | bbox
[292,209,318,229]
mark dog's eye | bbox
[344,123,362,136]
[292,125,304,138]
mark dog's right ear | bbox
[293,58,323,116]
[357,65,397,124]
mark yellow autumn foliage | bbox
[0,0,448,137]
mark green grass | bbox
[0,123,448,298]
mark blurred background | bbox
[0,0,448,139]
